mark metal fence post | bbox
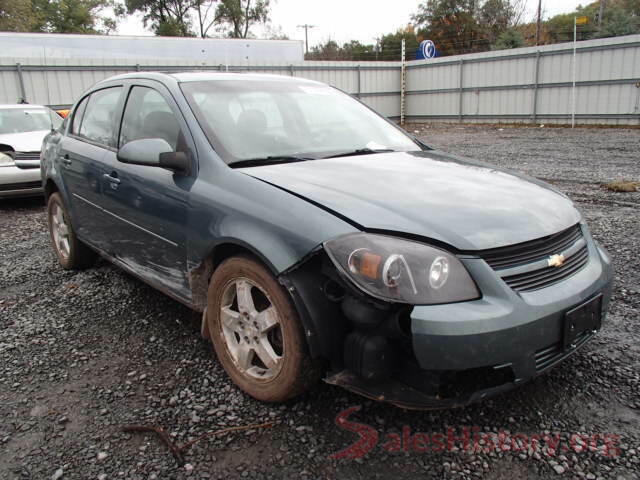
[356,64,361,98]
[15,63,27,103]
[458,59,464,123]
[290,64,295,76]
[532,51,541,124]
[400,39,406,125]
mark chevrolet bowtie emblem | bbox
[548,254,566,267]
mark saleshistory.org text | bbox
[330,406,621,460]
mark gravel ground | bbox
[1,124,639,480]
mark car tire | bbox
[47,192,97,270]
[207,255,321,402]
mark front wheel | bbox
[207,255,320,402]
[47,192,96,270]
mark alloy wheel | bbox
[51,202,70,260]
[219,278,284,380]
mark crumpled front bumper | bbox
[327,238,614,409]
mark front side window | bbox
[119,86,182,151]
[181,79,419,164]
[0,107,61,135]
[78,87,122,147]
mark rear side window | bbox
[71,97,88,135]
[78,87,122,147]
[119,86,182,151]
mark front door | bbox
[100,83,194,300]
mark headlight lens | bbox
[324,233,480,305]
[0,152,15,167]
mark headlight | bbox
[324,233,480,305]
[0,152,15,167]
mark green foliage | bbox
[492,28,524,49]
[544,0,639,43]
[125,0,193,36]
[156,18,193,36]
[545,12,576,43]
[412,0,480,55]
[0,0,40,31]
[379,27,420,60]
[214,0,271,38]
[0,0,120,33]
[594,3,640,38]
[306,29,418,61]
[412,0,523,55]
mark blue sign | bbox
[416,40,438,60]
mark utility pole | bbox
[297,24,316,55]
[598,0,607,29]
[535,0,542,46]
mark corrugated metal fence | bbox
[1,34,639,125]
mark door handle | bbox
[61,154,72,166]
[103,173,121,185]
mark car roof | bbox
[97,71,324,86]
[0,104,50,109]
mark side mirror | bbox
[117,138,190,175]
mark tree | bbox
[341,40,376,60]
[412,0,483,55]
[0,0,41,31]
[307,39,342,60]
[412,0,525,55]
[478,0,524,44]
[493,28,525,49]
[379,26,420,60]
[194,0,217,38]
[542,1,639,44]
[595,3,639,37]
[214,0,270,38]
[125,0,194,36]
[1,0,122,33]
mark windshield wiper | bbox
[229,155,314,168]
[322,148,396,159]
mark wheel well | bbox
[44,179,59,202]
[189,242,273,311]
[210,243,256,272]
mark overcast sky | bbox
[117,0,589,46]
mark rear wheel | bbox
[207,255,320,402]
[47,192,96,270]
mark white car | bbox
[0,104,62,198]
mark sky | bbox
[117,0,590,47]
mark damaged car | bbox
[41,73,614,408]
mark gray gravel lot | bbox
[1,124,639,480]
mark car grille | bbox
[501,245,589,292]
[14,152,41,161]
[0,181,42,192]
[477,224,590,293]
[479,224,583,270]
[534,331,592,372]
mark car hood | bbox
[0,130,49,152]
[241,150,581,251]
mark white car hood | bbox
[0,130,50,152]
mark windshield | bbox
[181,79,420,164]
[0,107,61,135]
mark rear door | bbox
[58,86,124,251]
[100,82,195,299]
